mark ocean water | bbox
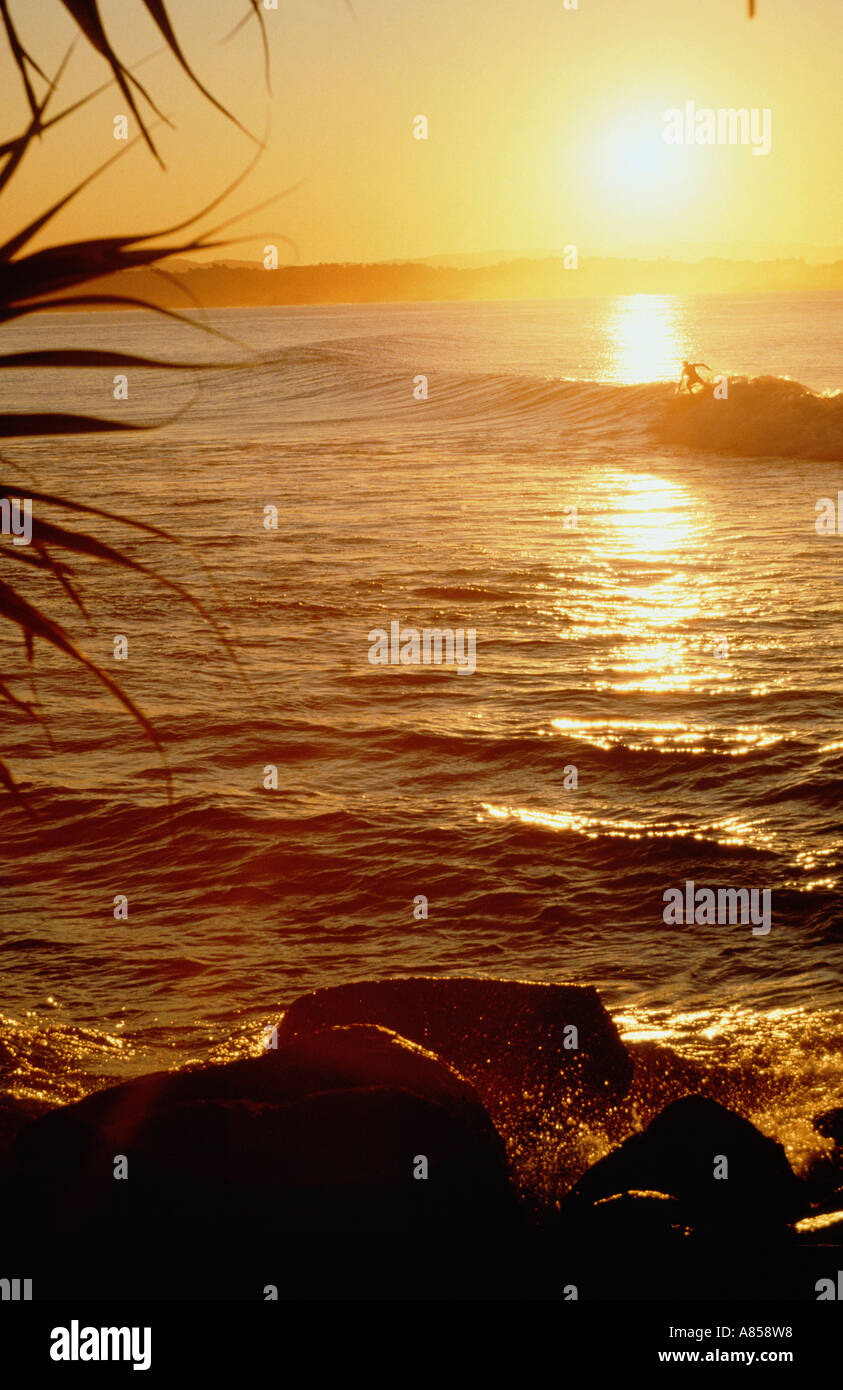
[1,291,842,1190]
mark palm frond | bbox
[223,1,270,92]
[58,0,175,162]
[0,0,50,126]
[3,1,265,163]
[138,0,260,144]
[0,575,169,775]
[0,412,153,437]
[0,5,272,816]
[0,754,39,818]
[0,348,241,369]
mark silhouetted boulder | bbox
[567,1094,808,1231]
[277,976,633,1125]
[795,1202,843,1246]
[569,1189,688,1246]
[813,1107,843,1144]
[6,1024,520,1295]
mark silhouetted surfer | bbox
[678,360,711,393]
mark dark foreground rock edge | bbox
[1,975,841,1300]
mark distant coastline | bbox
[41,255,843,311]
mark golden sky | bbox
[2,0,841,264]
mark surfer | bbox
[678,360,711,394]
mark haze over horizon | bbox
[1,0,840,270]
[157,244,843,271]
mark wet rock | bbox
[277,975,633,1120]
[13,1024,512,1222]
[0,1094,46,1182]
[795,1205,843,1245]
[813,1107,843,1144]
[567,1093,808,1231]
[6,1024,521,1293]
[566,1188,689,1247]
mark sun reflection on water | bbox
[605,472,696,559]
[602,294,684,384]
[569,469,712,695]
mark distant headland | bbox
[45,254,843,311]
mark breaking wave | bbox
[265,344,842,460]
[654,374,843,460]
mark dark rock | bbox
[16,1022,489,1164]
[566,1094,808,1231]
[813,1107,843,1144]
[571,1189,689,1246]
[5,1024,522,1294]
[795,1204,843,1245]
[0,1094,47,1182]
[277,975,633,1122]
[13,1023,512,1224]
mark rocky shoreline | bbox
[2,976,841,1300]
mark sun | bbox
[605,126,671,196]
[622,137,669,185]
